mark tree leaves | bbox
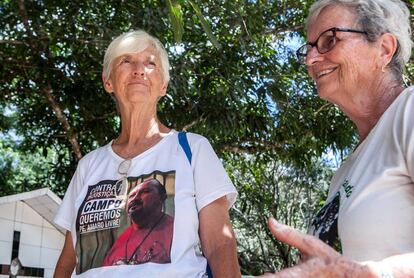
[188,0,222,49]
[167,0,184,43]
[2,0,412,274]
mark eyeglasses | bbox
[115,159,131,199]
[296,27,368,64]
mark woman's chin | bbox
[125,88,150,98]
[125,94,153,105]
[316,85,338,102]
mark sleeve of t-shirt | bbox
[189,135,238,212]
[401,89,414,181]
[53,160,85,231]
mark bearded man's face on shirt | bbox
[127,180,164,223]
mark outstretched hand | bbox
[259,218,376,278]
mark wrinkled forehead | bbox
[113,37,159,61]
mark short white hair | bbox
[103,30,170,82]
[307,0,412,81]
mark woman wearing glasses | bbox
[53,30,241,277]
[263,0,414,277]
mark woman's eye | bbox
[147,61,156,67]
[121,59,130,64]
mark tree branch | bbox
[181,115,205,131]
[16,0,83,161]
[41,84,83,161]
[15,0,30,31]
[0,40,24,45]
[262,24,303,37]
[221,141,283,154]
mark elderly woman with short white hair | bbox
[53,30,241,277]
[263,0,414,277]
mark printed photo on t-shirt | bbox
[74,170,175,274]
[308,192,342,252]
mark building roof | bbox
[0,188,65,234]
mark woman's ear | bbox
[102,73,113,93]
[378,33,398,70]
[160,81,169,97]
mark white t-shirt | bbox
[54,130,237,277]
[310,87,414,262]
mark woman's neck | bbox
[347,81,404,142]
[112,103,170,159]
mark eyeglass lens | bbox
[297,29,336,63]
[317,30,336,54]
[118,159,132,175]
[116,159,132,198]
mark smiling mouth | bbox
[316,67,337,79]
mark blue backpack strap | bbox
[178,131,192,164]
[206,264,213,278]
[178,131,213,278]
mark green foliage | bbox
[187,0,221,49]
[0,134,71,197]
[225,151,332,275]
[0,0,355,169]
[167,0,184,43]
[1,0,412,274]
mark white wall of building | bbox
[0,200,64,278]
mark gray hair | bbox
[306,0,412,82]
[103,30,170,82]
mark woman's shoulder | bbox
[404,85,414,92]
[176,132,216,154]
[389,86,414,115]
[180,131,210,145]
[399,86,414,101]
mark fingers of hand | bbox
[257,272,277,277]
[299,252,310,263]
[274,257,329,278]
[268,218,315,255]
[268,218,340,260]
